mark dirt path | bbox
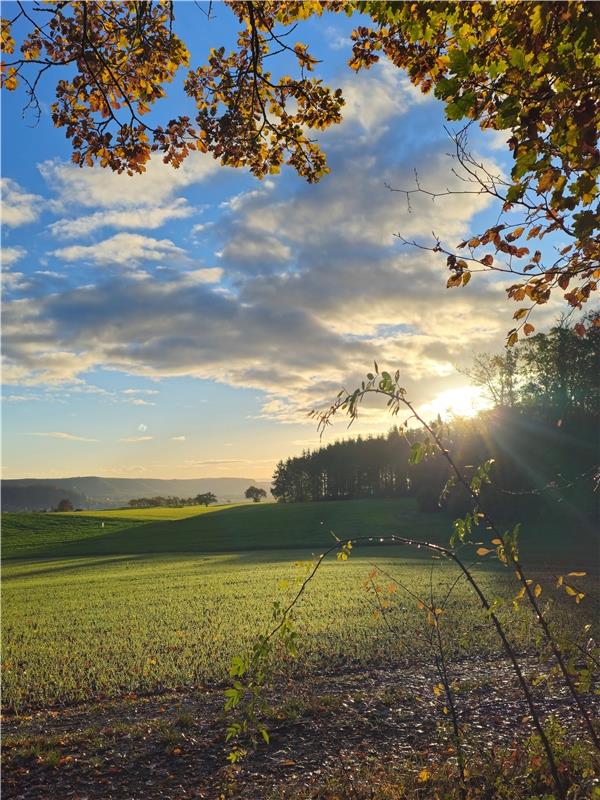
[2,657,598,799]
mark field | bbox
[2,499,599,799]
[2,499,452,560]
[2,499,598,714]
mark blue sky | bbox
[1,3,563,481]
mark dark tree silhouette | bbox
[245,486,267,503]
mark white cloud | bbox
[120,435,154,442]
[24,431,98,442]
[138,423,148,432]
[340,60,428,138]
[183,267,223,284]
[123,388,159,395]
[48,199,194,239]
[171,435,186,441]
[3,394,42,402]
[39,152,221,210]
[2,246,26,267]
[35,270,64,278]
[51,232,186,265]
[3,70,534,426]
[1,178,42,227]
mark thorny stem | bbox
[250,533,566,800]
[318,382,600,751]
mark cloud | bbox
[183,267,223,284]
[50,232,186,266]
[138,423,148,432]
[48,199,194,239]
[120,435,154,442]
[39,152,221,210]
[171,435,186,441]
[2,246,26,266]
[340,60,428,138]
[24,431,98,442]
[3,69,536,425]
[123,388,159,395]
[1,178,42,227]
[3,394,42,402]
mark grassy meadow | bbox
[2,499,598,713]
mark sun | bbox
[424,385,493,421]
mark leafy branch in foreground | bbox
[224,532,571,796]
[224,370,597,799]
[311,365,600,752]
[2,2,598,325]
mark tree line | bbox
[127,492,217,508]
[272,319,599,519]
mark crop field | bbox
[2,499,598,713]
[5,550,596,713]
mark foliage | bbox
[222,367,600,791]
[271,411,599,518]
[269,719,600,799]
[245,485,267,503]
[196,491,217,506]
[2,2,598,324]
[127,492,217,508]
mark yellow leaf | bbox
[491,538,502,545]
[567,571,586,577]
[476,547,492,556]
[462,270,471,286]
[418,768,430,782]
[534,584,542,598]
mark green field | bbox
[2,498,595,564]
[2,499,597,712]
[2,499,453,560]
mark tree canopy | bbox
[245,485,267,502]
[2,1,598,335]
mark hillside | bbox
[3,498,596,567]
[1,476,271,511]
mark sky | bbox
[1,3,565,482]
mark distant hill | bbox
[1,476,271,511]
[1,484,88,513]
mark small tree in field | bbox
[245,486,267,503]
[195,492,217,507]
[55,498,74,512]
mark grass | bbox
[67,502,251,521]
[2,499,453,560]
[2,499,597,712]
[3,548,597,712]
[2,498,595,566]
